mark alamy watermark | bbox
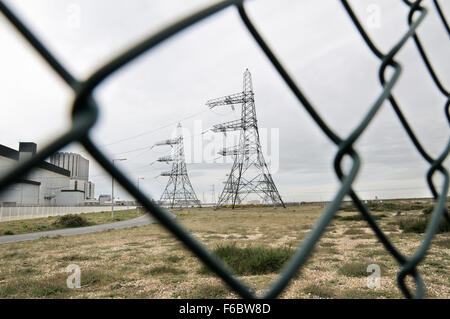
[366,264,381,289]
[366,4,381,29]
[168,120,281,174]
[67,3,81,30]
[66,264,81,289]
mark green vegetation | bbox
[433,238,449,249]
[0,209,142,235]
[338,262,370,277]
[52,214,89,228]
[303,283,336,298]
[143,265,187,276]
[422,205,434,215]
[200,243,294,276]
[343,228,365,235]
[335,213,386,221]
[0,204,448,299]
[174,283,231,299]
[165,255,184,263]
[338,200,437,213]
[398,216,449,233]
[0,274,69,298]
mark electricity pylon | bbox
[206,69,285,209]
[154,123,201,208]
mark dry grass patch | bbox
[174,282,232,299]
[302,283,336,298]
[0,209,142,235]
[338,262,371,277]
[0,203,448,299]
[142,266,187,276]
[200,244,294,276]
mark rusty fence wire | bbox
[0,0,448,299]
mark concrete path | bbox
[0,212,175,244]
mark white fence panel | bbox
[0,206,136,222]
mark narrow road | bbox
[0,212,175,244]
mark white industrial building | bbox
[0,142,85,206]
[50,152,95,200]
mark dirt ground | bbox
[0,200,448,299]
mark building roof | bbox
[0,144,70,177]
[16,179,41,186]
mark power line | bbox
[101,109,208,148]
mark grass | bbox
[303,283,336,298]
[0,202,448,299]
[398,216,449,233]
[143,266,187,276]
[0,274,69,298]
[338,200,434,212]
[200,243,294,276]
[433,238,449,249]
[338,262,371,277]
[174,283,232,299]
[0,209,142,235]
[165,255,184,263]
[52,214,89,228]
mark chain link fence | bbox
[0,0,448,299]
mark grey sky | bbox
[1,0,449,202]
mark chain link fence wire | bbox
[0,0,448,299]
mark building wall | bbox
[87,181,95,199]
[29,168,70,205]
[0,155,70,206]
[99,195,111,205]
[0,183,40,205]
[50,152,89,181]
[55,191,85,206]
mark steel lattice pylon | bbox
[154,123,201,208]
[207,69,285,209]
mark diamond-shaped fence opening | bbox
[0,0,448,299]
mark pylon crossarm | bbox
[206,92,248,108]
[157,155,173,162]
[211,119,243,132]
[154,137,181,146]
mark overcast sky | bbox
[1,0,449,202]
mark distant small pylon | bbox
[154,123,201,208]
[206,69,285,209]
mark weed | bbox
[143,266,187,276]
[303,283,336,298]
[338,262,370,277]
[165,255,184,263]
[52,214,89,228]
[398,217,449,234]
[200,243,293,275]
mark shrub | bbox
[335,214,385,221]
[303,283,336,298]
[165,255,184,263]
[338,262,369,277]
[52,214,89,228]
[422,205,434,215]
[201,244,294,275]
[143,266,187,276]
[3,230,14,235]
[398,216,449,234]
[398,217,427,233]
[343,228,364,235]
[175,283,231,299]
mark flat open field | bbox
[0,200,448,298]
